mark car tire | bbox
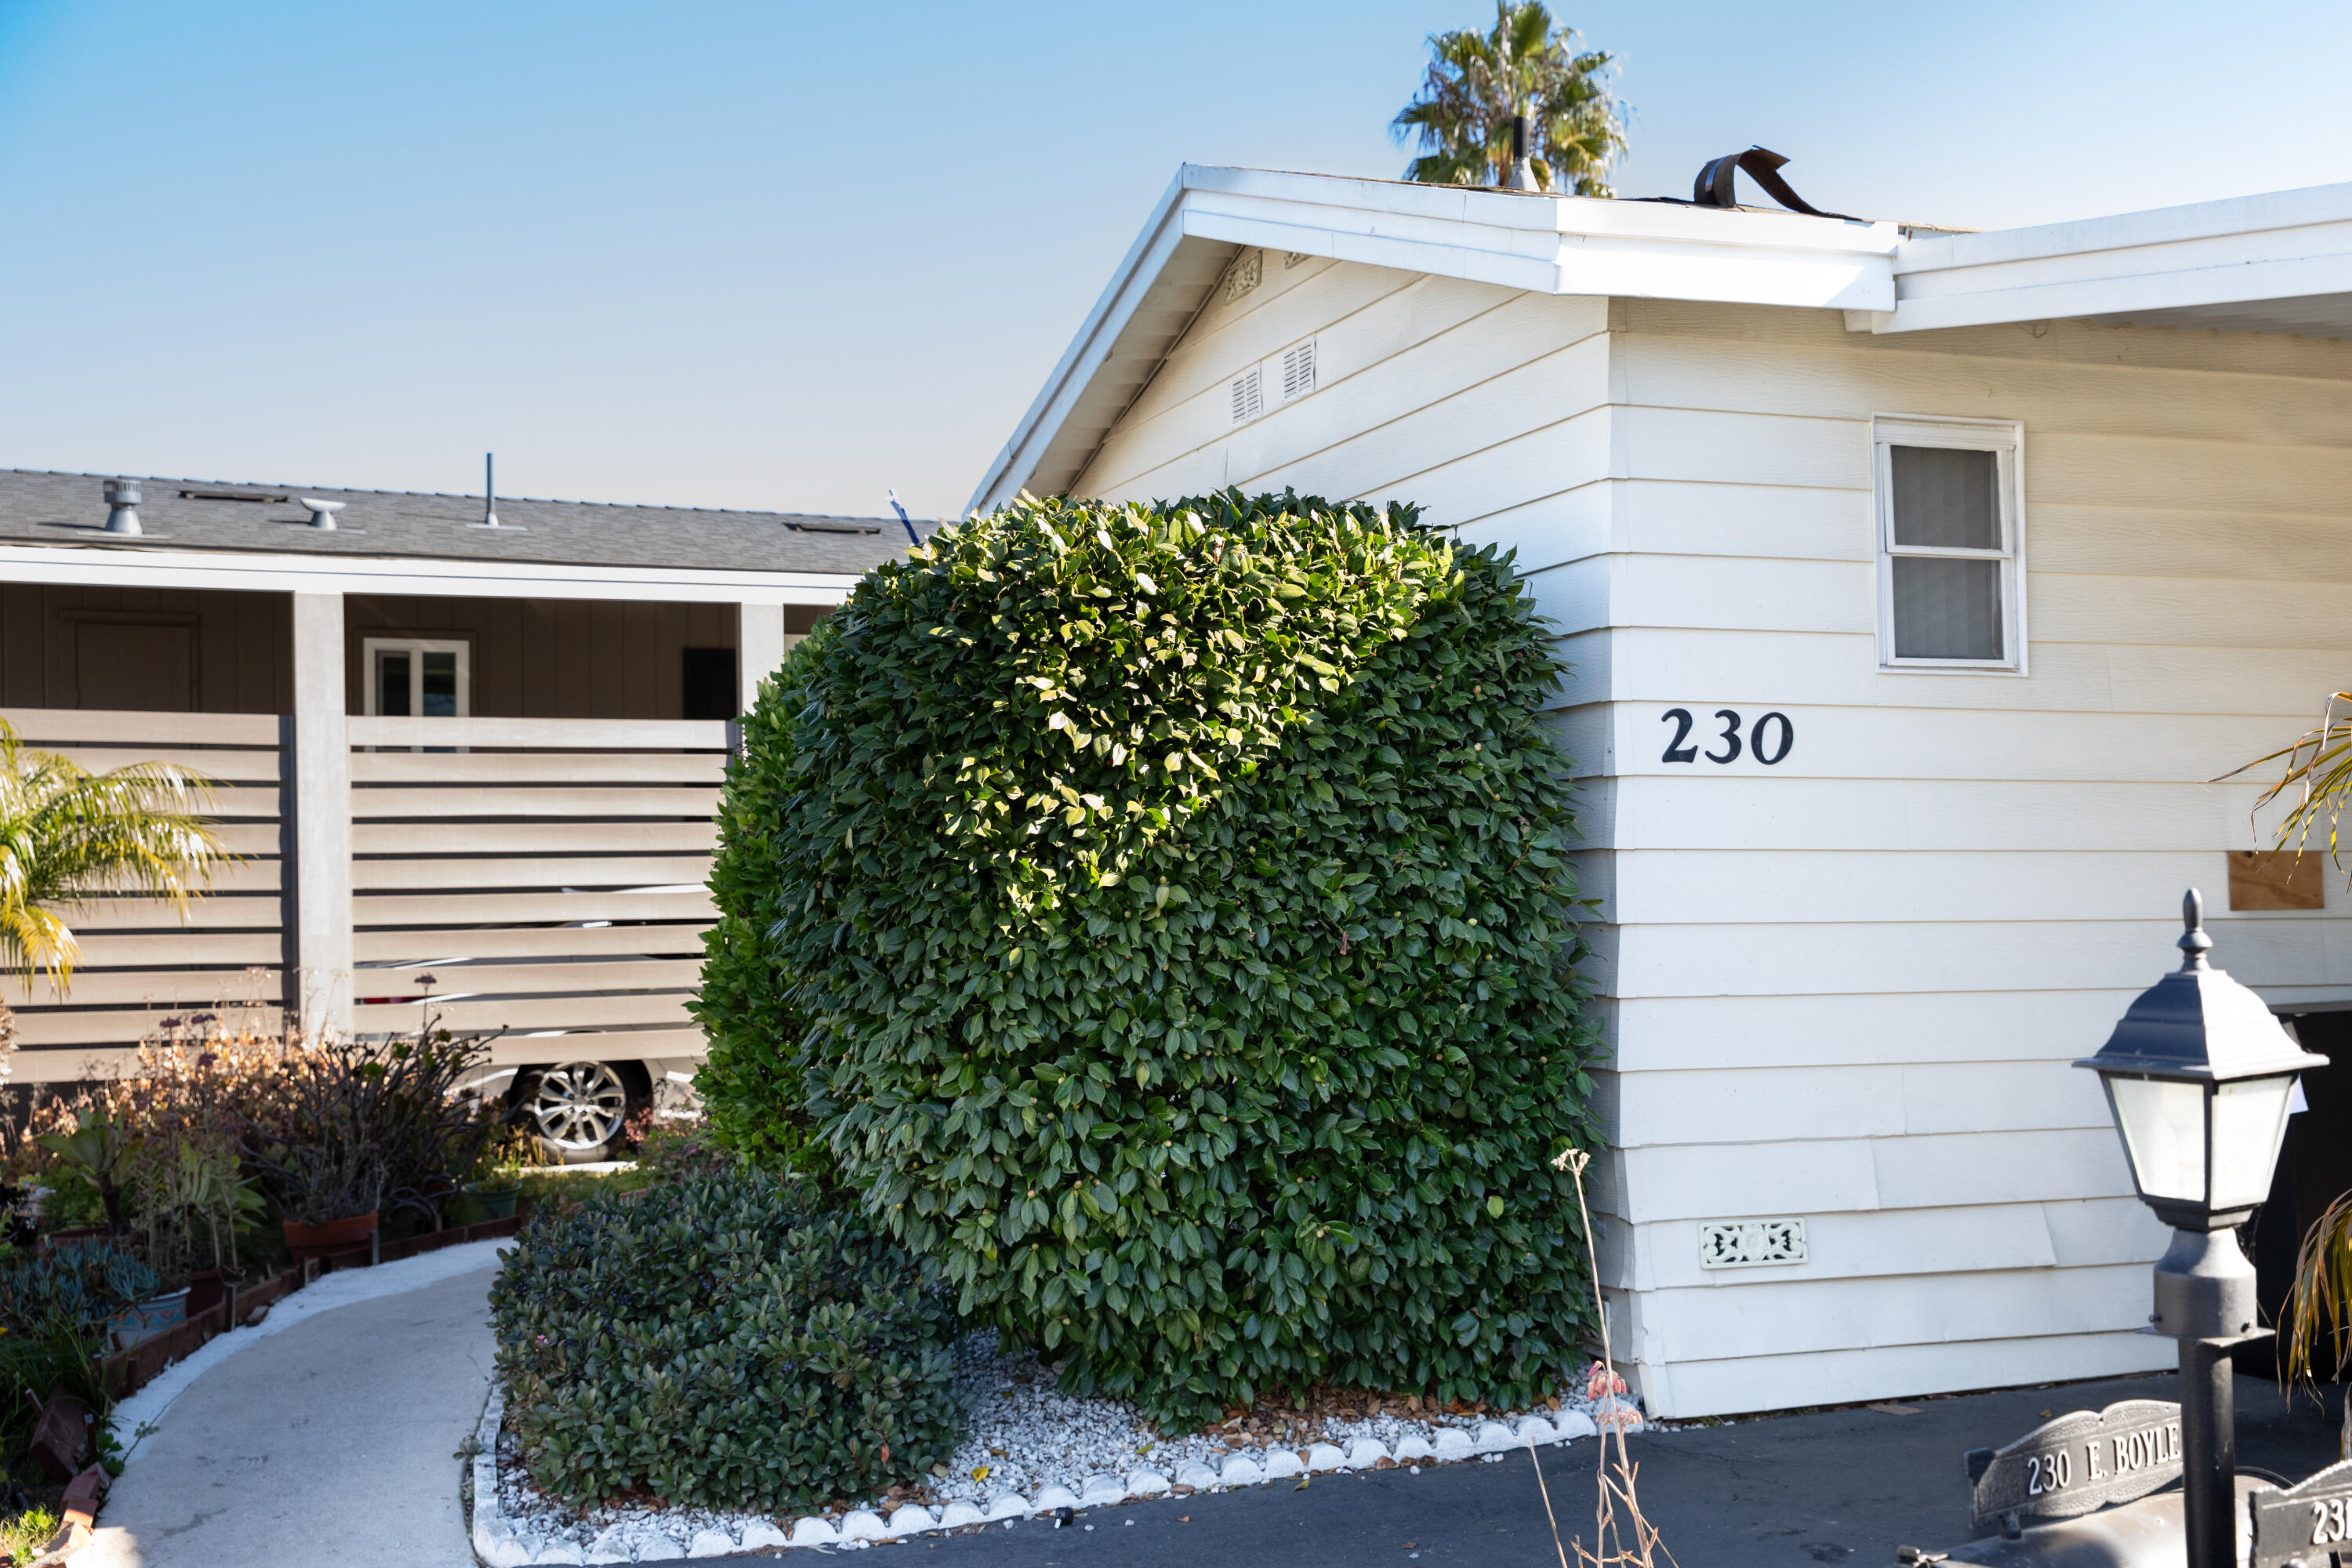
[514,1060,644,1164]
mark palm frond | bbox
[0,717,228,990]
[2225,691,2352,867]
[2282,1189,2352,1392]
[1392,2,1625,194]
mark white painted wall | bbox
[1073,253,2352,1419]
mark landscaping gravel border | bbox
[469,1331,1633,1563]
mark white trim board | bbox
[0,542,855,604]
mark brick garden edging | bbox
[96,1214,524,1402]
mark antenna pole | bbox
[483,452,499,529]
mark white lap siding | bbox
[1072,261,2352,1418]
[1569,300,2352,1418]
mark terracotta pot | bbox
[283,1211,378,1265]
[185,1268,225,1318]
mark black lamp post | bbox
[2074,889,2325,1568]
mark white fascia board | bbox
[1864,179,2352,334]
[0,543,858,606]
[1180,165,1900,309]
[967,165,1900,514]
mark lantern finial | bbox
[2178,888,2212,971]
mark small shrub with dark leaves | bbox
[488,1171,957,1511]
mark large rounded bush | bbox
[712,490,1599,1427]
[489,1172,958,1510]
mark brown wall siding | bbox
[0,584,292,713]
[344,595,740,719]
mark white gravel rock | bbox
[1305,1443,1347,1472]
[1175,1461,1221,1489]
[887,1505,937,1535]
[1033,1484,1082,1512]
[839,1509,890,1541]
[1345,1438,1388,1468]
[1221,1455,1263,1485]
[1127,1470,1171,1497]
[790,1516,840,1546]
[1262,1449,1305,1479]
[938,1501,989,1529]
[741,1520,791,1549]
[686,1528,736,1558]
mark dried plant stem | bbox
[1555,1145,1675,1568]
[1527,1431,1572,1568]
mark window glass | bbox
[376,651,412,717]
[420,651,459,717]
[1890,445,2000,550]
[1891,557,2003,660]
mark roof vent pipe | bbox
[297,497,346,529]
[481,452,500,528]
[103,478,142,535]
[1507,111,1539,191]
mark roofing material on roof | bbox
[0,469,932,576]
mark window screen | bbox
[1876,423,2022,669]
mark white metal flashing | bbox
[0,540,856,605]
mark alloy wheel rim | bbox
[531,1061,627,1149]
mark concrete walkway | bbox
[85,1257,502,1568]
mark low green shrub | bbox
[489,1171,958,1512]
[721,489,1599,1428]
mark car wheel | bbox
[520,1061,637,1163]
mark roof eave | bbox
[967,165,1904,514]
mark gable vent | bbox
[1230,366,1263,423]
[1280,339,1316,401]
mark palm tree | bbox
[0,717,225,997]
[1392,2,1626,196]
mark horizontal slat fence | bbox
[345,716,721,1065]
[0,708,288,1081]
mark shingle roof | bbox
[0,468,935,575]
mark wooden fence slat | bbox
[354,922,711,963]
[33,747,287,783]
[70,932,285,967]
[7,1045,144,1083]
[350,751,725,786]
[352,890,715,925]
[347,786,721,819]
[352,820,716,855]
[350,855,713,892]
[350,957,703,999]
[67,892,286,931]
[0,708,281,747]
[352,991,694,1033]
[2,968,283,1008]
[11,1007,212,1046]
[346,716,729,750]
[482,1026,709,1065]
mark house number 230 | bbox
[1660,708,1794,766]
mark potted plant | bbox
[455,1125,531,1223]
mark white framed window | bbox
[362,637,470,717]
[1872,416,2026,673]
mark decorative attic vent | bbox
[1280,339,1316,401]
[1230,367,1263,423]
[1283,251,1312,269]
[1220,250,1262,304]
[1698,1217,1808,1269]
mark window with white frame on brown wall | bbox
[1872,416,2026,673]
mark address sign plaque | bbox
[1965,1400,2183,1530]
[2251,1458,2352,1568]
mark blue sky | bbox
[1,0,2346,520]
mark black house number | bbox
[1660,709,1794,766]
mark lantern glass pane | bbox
[2107,1075,2207,1202]
[2209,1075,2299,1211]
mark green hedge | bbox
[704,490,1599,1427]
[691,623,834,1175]
[489,1171,957,1511]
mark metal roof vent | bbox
[1507,112,1539,192]
[102,478,142,535]
[469,451,523,530]
[297,497,346,529]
